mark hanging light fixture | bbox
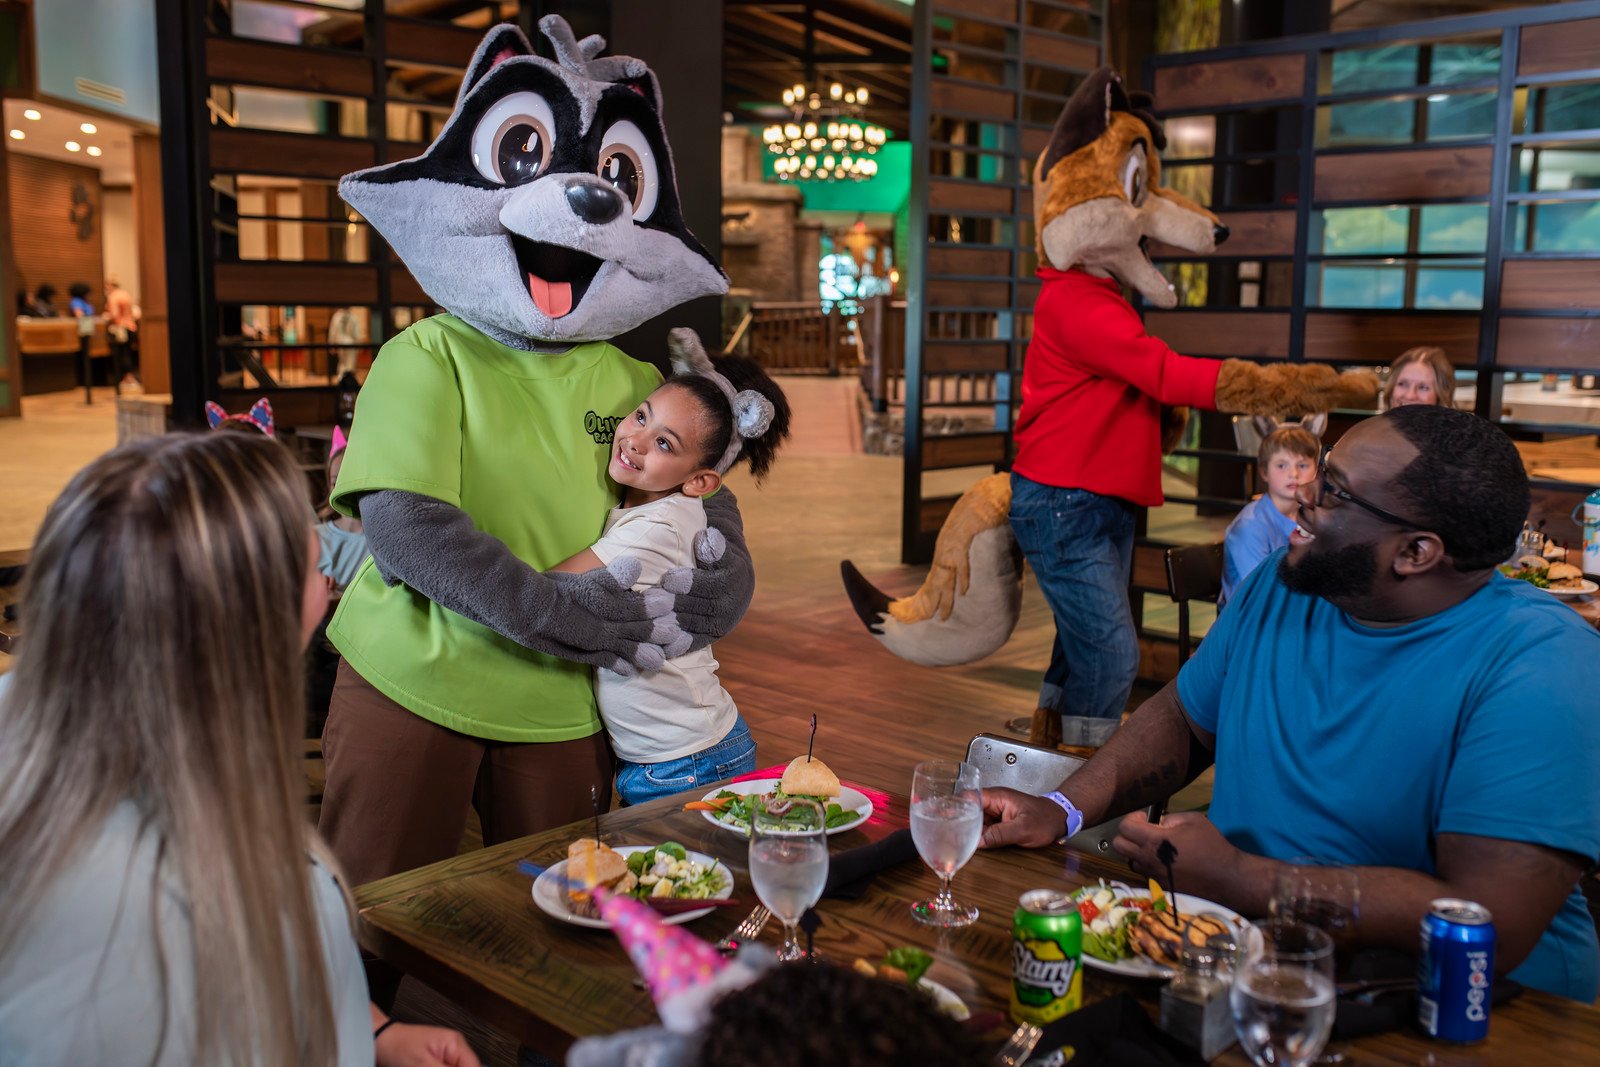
[764,79,887,182]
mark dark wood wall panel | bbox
[1497,317,1600,370]
[927,279,1012,308]
[392,268,429,305]
[1023,31,1098,71]
[385,19,482,68]
[1314,146,1492,203]
[922,431,1009,470]
[1517,18,1600,77]
[928,178,1014,214]
[214,263,379,306]
[6,154,105,312]
[937,0,1014,21]
[210,129,376,179]
[1141,311,1291,357]
[1150,210,1295,258]
[929,246,1012,276]
[926,342,1011,373]
[930,80,1015,119]
[206,38,373,96]
[1153,53,1306,111]
[1021,126,1052,158]
[1500,260,1600,311]
[1302,312,1479,365]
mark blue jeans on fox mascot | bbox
[1008,472,1140,748]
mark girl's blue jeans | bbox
[613,714,757,806]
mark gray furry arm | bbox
[357,488,671,672]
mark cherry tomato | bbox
[1077,900,1100,923]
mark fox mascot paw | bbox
[842,66,1377,679]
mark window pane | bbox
[1429,41,1500,85]
[1328,44,1419,93]
[1424,91,1495,141]
[1518,82,1600,134]
[1514,144,1600,193]
[1418,204,1488,252]
[1319,207,1409,255]
[1318,264,1405,307]
[1415,264,1484,309]
[1509,201,1600,252]
[1321,98,1415,146]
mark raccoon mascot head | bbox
[340,16,727,350]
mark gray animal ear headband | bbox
[667,327,774,475]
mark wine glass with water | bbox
[909,759,982,927]
[748,796,828,962]
[1231,920,1336,1067]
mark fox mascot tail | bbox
[842,68,1376,676]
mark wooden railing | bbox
[858,297,1002,412]
[732,302,851,375]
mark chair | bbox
[1164,542,1224,667]
[965,733,1132,858]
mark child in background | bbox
[316,428,368,594]
[1220,425,1320,607]
[552,332,790,805]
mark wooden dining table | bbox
[356,779,1600,1065]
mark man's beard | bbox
[1278,540,1379,601]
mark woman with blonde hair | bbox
[1383,345,1456,409]
[0,433,476,1066]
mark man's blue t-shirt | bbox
[1178,549,1600,1001]
[1220,496,1296,606]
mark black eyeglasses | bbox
[1314,446,1425,529]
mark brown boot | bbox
[1028,707,1061,749]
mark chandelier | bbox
[764,81,888,182]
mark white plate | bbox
[697,778,874,836]
[1073,887,1249,979]
[1546,579,1598,598]
[919,977,970,1021]
[532,846,733,930]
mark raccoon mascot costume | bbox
[320,18,741,912]
[843,68,1377,750]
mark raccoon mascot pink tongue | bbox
[319,18,742,918]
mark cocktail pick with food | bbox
[592,784,602,843]
[595,887,774,1031]
[799,908,821,960]
[807,713,817,762]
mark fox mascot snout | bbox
[842,68,1377,711]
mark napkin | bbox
[1331,948,1523,1040]
[1028,994,1205,1067]
[822,828,919,899]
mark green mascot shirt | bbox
[327,314,662,742]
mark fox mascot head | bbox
[1032,67,1227,308]
[340,16,726,350]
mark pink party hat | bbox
[595,887,767,1032]
[331,426,349,454]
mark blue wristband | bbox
[1042,791,1084,842]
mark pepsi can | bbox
[1417,899,1495,1042]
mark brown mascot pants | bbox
[318,659,611,1003]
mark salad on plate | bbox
[1072,879,1232,968]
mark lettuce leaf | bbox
[883,946,934,985]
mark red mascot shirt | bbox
[1012,267,1222,508]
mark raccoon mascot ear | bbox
[456,24,537,107]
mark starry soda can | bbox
[1011,889,1084,1024]
[1417,898,1495,1043]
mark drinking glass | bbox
[908,759,982,927]
[747,796,828,961]
[1231,921,1336,1067]
[1271,859,1359,1064]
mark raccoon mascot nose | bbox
[567,183,624,225]
[1212,223,1230,246]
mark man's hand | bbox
[374,1022,482,1067]
[980,787,1068,849]
[1111,811,1268,909]
[661,488,754,652]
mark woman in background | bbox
[0,433,476,1066]
[1383,345,1456,409]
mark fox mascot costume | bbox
[843,68,1376,749]
[319,18,748,943]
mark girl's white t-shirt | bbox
[590,494,738,764]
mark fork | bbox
[714,904,771,955]
[992,1022,1043,1067]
